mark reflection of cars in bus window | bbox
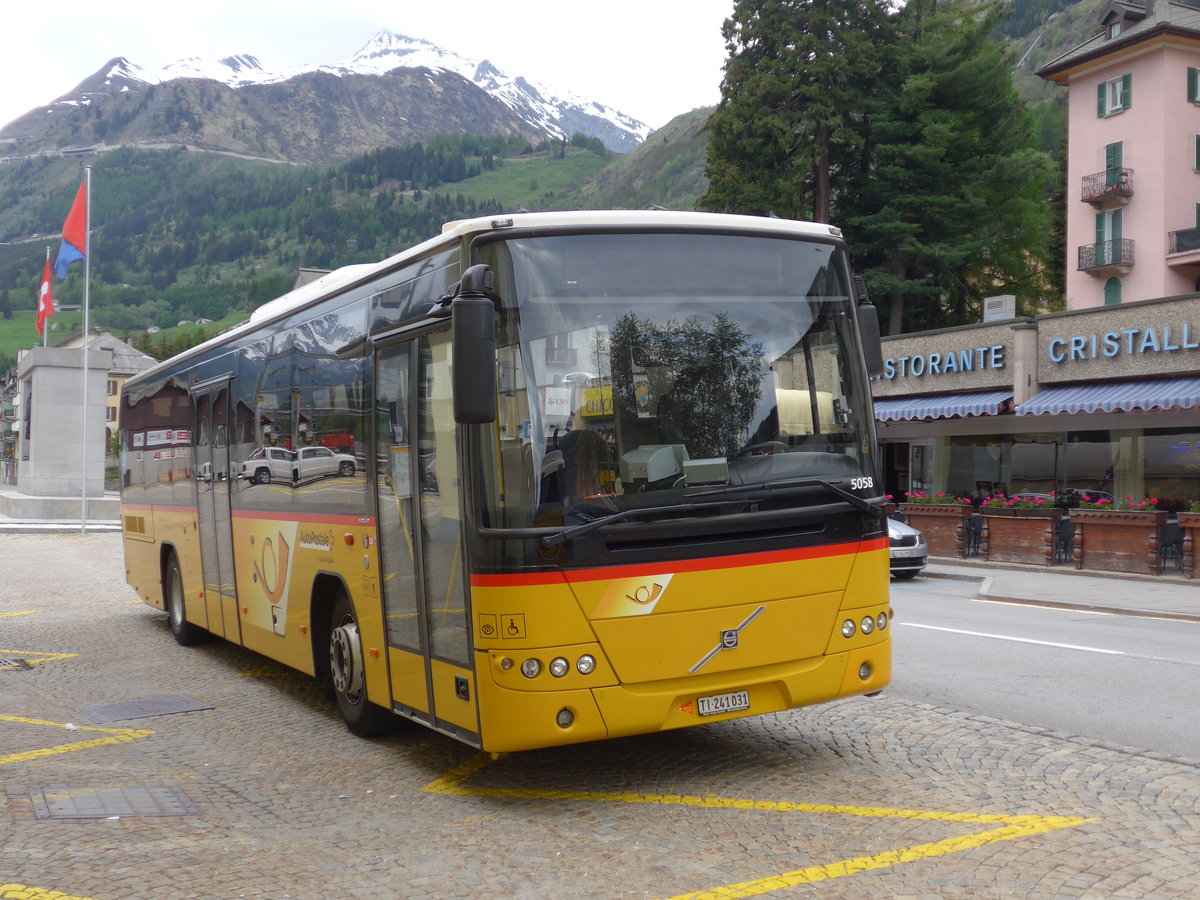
[240,447,294,484]
[294,446,357,481]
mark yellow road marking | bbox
[0,715,155,767]
[1,884,100,900]
[0,650,78,669]
[423,754,1095,900]
[0,611,39,619]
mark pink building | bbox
[1039,0,1200,309]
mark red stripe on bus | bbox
[470,537,886,587]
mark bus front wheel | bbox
[328,590,395,737]
[165,552,208,646]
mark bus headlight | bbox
[548,657,569,678]
[876,612,888,631]
[841,619,856,638]
[520,658,541,678]
[576,654,596,675]
[860,615,875,635]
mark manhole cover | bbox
[0,657,32,671]
[76,695,212,724]
[30,786,198,820]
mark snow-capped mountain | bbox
[87,31,649,153]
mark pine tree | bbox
[839,0,1055,333]
[700,0,889,221]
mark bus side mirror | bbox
[452,265,498,424]
[854,276,884,379]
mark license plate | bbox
[892,548,922,558]
[697,690,750,717]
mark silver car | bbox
[888,517,927,580]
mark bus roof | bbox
[127,210,842,386]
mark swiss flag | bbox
[36,255,55,337]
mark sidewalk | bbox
[0,485,120,533]
[923,557,1200,623]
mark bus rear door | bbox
[193,378,240,641]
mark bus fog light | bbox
[841,619,856,638]
[499,657,514,671]
[520,658,541,678]
[556,708,574,728]
[549,657,569,678]
[860,616,874,635]
[576,654,596,675]
[876,612,888,631]
[858,662,872,681]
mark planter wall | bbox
[897,504,969,558]
[1175,512,1199,578]
[1073,509,1168,575]
[981,508,1063,566]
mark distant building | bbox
[56,331,157,443]
[1037,0,1200,308]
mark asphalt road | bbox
[2,534,1199,899]
[890,574,1200,761]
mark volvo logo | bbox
[690,607,766,673]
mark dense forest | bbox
[0,132,609,353]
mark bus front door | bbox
[193,381,239,641]
[374,336,480,745]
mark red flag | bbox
[36,255,55,337]
[54,178,88,278]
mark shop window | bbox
[1103,277,1122,306]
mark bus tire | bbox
[165,552,208,646]
[328,589,395,737]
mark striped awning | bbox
[873,390,1013,422]
[1015,377,1200,416]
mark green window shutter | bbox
[1105,141,1123,185]
[1104,277,1121,306]
[1098,82,1107,116]
[1190,67,1199,103]
[1122,74,1132,109]
[1194,202,1200,228]
[1195,135,1200,171]
[1095,213,1106,264]
[1112,208,1122,241]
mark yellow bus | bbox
[120,210,891,753]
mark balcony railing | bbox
[1168,226,1200,254]
[1078,239,1135,271]
[1081,168,1133,204]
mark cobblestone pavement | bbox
[1,534,1199,900]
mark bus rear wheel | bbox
[328,590,396,737]
[165,552,208,646]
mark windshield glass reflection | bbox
[477,231,877,531]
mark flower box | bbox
[981,508,1062,565]
[1072,508,1168,575]
[897,503,970,558]
[1175,512,1200,578]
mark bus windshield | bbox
[477,230,879,533]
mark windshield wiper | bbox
[539,504,687,549]
[539,481,883,548]
[686,477,883,514]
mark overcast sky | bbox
[2,0,733,132]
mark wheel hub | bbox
[330,620,364,701]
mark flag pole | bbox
[79,165,92,533]
[43,247,50,348]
